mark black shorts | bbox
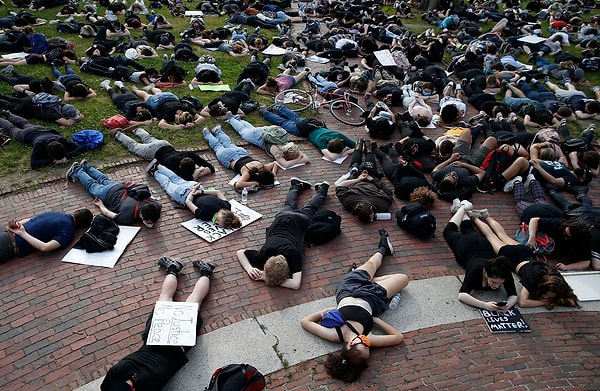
[336,269,389,317]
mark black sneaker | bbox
[378,228,394,255]
[476,182,493,194]
[290,177,312,191]
[193,260,215,277]
[66,162,80,182]
[145,158,159,174]
[314,181,330,195]
[157,257,184,274]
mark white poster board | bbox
[322,155,348,164]
[61,226,140,268]
[562,272,600,301]
[181,200,262,242]
[263,44,288,56]
[373,49,396,67]
[517,36,546,44]
[146,301,199,346]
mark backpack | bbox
[30,33,49,54]
[100,114,129,129]
[562,138,587,153]
[205,364,266,391]
[480,146,516,188]
[73,215,120,253]
[72,129,104,149]
[262,126,288,145]
[305,209,342,247]
[47,37,75,51]
[123,182,152,200]
[396,203,436,239]
[580,58,600,72]
[180,95,203,112]
[31,92,62,109]
[514,222,555,257]
[295,118,325,137]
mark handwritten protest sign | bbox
[479,308,531,333]
[147,301,199,346]
[181,200,262,242]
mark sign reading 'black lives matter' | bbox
[479,308,531,333]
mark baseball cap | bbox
[62,104,82,120]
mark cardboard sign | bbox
[181,200,262,242]
[562,272,600,301]
[147,301,199,346]
[479,308,531,333]
[373,49,396,67]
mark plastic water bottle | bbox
[374,213,392,221]
[241,187,248,205]
[389,293,401,310]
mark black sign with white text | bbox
[479,308,531,333]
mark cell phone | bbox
[496,301,507,307]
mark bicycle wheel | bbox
[274,89,313,112]
[329,100,366,126]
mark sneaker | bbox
[193,260,215,277]
[581,125,596,143]
[314,181,330,195]
[378,228,395,255]
[170,54,175,62]
[157,257,184,274]
[1,65,14,74]
[145,158,158,174]
[114,80,125,88]
[290,177,312,191]
[142,83,155,91]
[225,111,234,121]
[468,208,489,219]
[450,198,461,213]
[189,83,195,90]
[523,173,535,192]
[460,200,473,211]
[258,105,267,115]
[348,166,359,179]
[476,182,493,194]
[0,136,10,147]
[99,79,111,89]
[503,176,522,193]
[163,53,168,61]
[65,162,80,182]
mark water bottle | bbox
[241,187,248,205]
[374,213,392,221]
[389,293,401,310]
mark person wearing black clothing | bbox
[112,127,214,181]
[444,205,518,312]
[102,82,153,124]
[236,178,329,290]
[0,112,86,168]
[200,80,255,118]
[100,257,214,391]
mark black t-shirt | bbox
[517,260,548,293]
[156,100,182,122]
[460,257,517,296]
[521,203,563,223]
[104,184,162,225]
[538,218,590,261]
[192,195,230,221]
[120,95,148,120]
[243,214,306,274]
[154,146,215,181]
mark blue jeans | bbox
[518,81,556,102]
[204,128,249,168]
[227,117,265,148]
[74,162,121,200]
[308,73,338,94]
[262,11,288,24]
[53,65,76,80]
[263,106,303,136]
[154,165,194,205]
[145,92,179,110]
[504,96,533,112]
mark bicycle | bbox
[273,84,366,126]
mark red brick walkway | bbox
[0,110,598,390]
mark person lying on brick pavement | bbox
[0,209,93,263]
[236,177,329,290]
[300,234,408,382]
[66,160,162,228]
[101,257,215,391]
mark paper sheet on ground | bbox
[227,173,281,187]
[306,55,329,64]
[147,301,199,346]
[517,35,546,44]
[263,45,288,56]
[274,161,306,170]
[322,155,348,164]
[181,200,262,242]
[562,272,600,301]
[61,226,140,268]
[374,50,395,67]
[184,10,203,16]
[2,52,27,59]
[198,84,231,91]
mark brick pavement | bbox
[1,102,599,390]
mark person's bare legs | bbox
[185,276,210,304]
[501,156,529,180]
[449,204,470,226]
[293,70,309,84]
[357,252,383,277]
[483,216,520,245]
[470,216,504,253]
[133,88,151,100]
[373,274,409,298]
[157,274,178,301]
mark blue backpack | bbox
[30,33,49,54]
[73,130,104,149]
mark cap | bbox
[62,104,81,120]
[125,48,139,60]
[160,35,170,45]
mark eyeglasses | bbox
[351,334,371,348]
[445,171,458,181]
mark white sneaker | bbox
[460,200,473,211]
[450,198,461,213]
[100,79,111,89]
[114,81,125,88]
[503,176,522,193]
[142,83,155,91]
[524,173,535,192]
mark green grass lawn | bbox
[0,3,598,185]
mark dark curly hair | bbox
[324,345,369,382]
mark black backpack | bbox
[396,203,436,239]
[305,209,342,247]
[73,215,120,253]
[205,363,265,391]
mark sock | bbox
[378,246,387,256]
[167,265,178,276]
